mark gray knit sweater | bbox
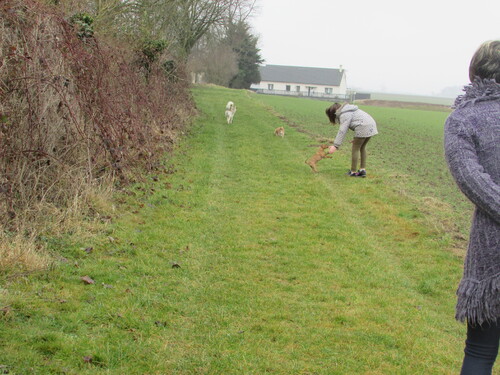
[444,79,500,325]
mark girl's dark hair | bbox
[325,103,341,124]
[469,40,500,83]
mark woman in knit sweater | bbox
[325,103,378,177]
[444,40,500,375]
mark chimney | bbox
[339,65,343,73]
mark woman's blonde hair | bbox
[469,40,500,82]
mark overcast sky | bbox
[249,0,499,97]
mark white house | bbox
[250,64,348,99]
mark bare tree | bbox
[225,0,257,24]
[133,0,258,59]
[52,0,259,61]
[188,39,238,85]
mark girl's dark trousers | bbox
[460,318,500,374]
[350,137,371,172]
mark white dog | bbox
[225,101,236,124]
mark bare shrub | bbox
[0,0,194,270]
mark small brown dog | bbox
[305,144,332,172]
[274,126,285,137]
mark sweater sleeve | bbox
[444,116,500,224]
[333,112,353,148]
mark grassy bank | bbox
[0,85,476,374]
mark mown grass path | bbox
[1,85,479,374]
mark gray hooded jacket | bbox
[444,79,500,325]
[333,104,378,148]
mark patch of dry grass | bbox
[0,233,52,274]
[1,175,115,276]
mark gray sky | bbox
[249,0,499,97]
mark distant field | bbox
[253,93,472,240]
[358,99,452,112]
[368,92,455,106]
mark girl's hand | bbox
[328,146,337,154]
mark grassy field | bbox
[254,94,472,239]
[0,85,485,374]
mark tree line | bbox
[48,0,263,88]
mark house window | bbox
[325,88,333,94]
[268,84,274,90]
[296,86,300,92]
[286,85,291,91]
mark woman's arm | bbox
[444,116,500,224]
[333,112,353,148]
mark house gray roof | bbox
[259,65,343,86]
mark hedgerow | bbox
[0,0,194,270]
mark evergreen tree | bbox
[227,21,263,89]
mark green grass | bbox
[254,94,473,237]
[0,85,484,374]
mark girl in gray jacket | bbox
[325,103,378,177]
